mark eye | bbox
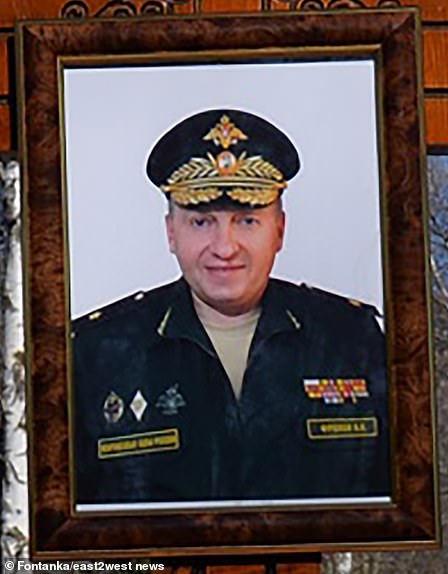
[190,216,211,228]
[238,215,259,226]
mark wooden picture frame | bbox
[17,8,439,558]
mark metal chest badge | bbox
[155,384,186,415]
[129,390,148,422]
[103,390,124,423]
[303,378,369,405]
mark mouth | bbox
[206,264,245,271]
[205,265,246,274]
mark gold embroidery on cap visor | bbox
[162,151,286,206]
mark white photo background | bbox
[63,59,383,319]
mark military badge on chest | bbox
[103,391,124,423]
[103,389,149,423]
[102,385,186,424]
[302,379,379,441]
[155,384,186,415]
[129,390,148,421]
[303,378,369,405]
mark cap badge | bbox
[203,114,248,149]
[303,378,369,405]
[155,384,186,415]
[217,151,237,175]
[103,391,124,423]
[161,114,286,207]
[129,390,148,421]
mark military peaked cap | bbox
[146,109,300,208]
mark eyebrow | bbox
[189,210,258,217]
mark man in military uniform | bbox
[73,109,390,507]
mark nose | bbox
[210,221,239,259]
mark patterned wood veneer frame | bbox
[17,8,439,559]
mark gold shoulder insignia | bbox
[88,311,102,321]
[286,309,301,329]
[347,298,381,316]
[72,290,149,333]
[157,307,172,336]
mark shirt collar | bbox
[254,279,302,340]
[155,277,302,351]
[156,278,216,356]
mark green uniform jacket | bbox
[72,278,390,506]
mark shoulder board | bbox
[71,290,148,333]
[301,284,382,317]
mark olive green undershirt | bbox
[192,293,261,399]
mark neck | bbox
[191,292,261,326]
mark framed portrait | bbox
[17,8,439,558]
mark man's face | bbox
[165,202,285,316]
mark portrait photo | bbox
[62,54,391,513]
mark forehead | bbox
[169,201,280,217]
[177,207,257,216]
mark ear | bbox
[165,213,176,254]
[276,209,286,253]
